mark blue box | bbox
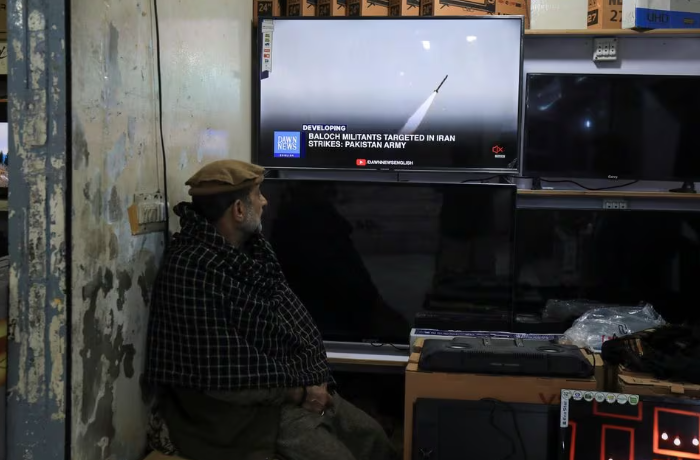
[623,0,700,29]
[273,131,301,158]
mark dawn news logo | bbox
[274,131,301,158]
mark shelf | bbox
[517,189,700,211]
[525,28,700,37]
[518,190,700,199]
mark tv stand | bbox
[669,181,697,194]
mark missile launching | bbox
[435,74,448,93]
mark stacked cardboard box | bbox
[419,0,529,27]
[347,0,389,16]
[622,0,700,29]
[288,0,317,16]
[254,0,283,23]
[388,0,420,15]
[530,0,588,29]
[317,0,348,15]
[617,365,700,397]
[588,0,624,29]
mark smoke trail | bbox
[399,92,437,135]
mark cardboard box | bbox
[389,0,421,15]
[622,0,700,29]
[347,0,389,16]
[617,365,700,397]
[288,0,317,16]
[404,338,598,460]
[581,349,608,391]
[318,0,347,15]
[530,0,588,29]
[588,0,624,28]
[254,0,282,23]
[419,0,529,27]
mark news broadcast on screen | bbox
[257,17,523,171]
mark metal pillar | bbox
[7,0,68,459]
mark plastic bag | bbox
[561,303,665,352]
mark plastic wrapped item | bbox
[561,303,666,352]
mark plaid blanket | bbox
[145,202,331,391]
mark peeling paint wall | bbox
[70,1,252,459]
[7,0,68,459]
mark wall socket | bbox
[593,37,618,62]
[128,192,167,235]
[603,199,628,210]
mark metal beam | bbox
[7,0,68,459]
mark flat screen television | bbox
[560,389,700,460]
[523,73,700,181]
[260,179,516,344]
[514,208,700,325]
[256,17,523,172]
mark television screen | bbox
[524,73,700,181]
[261,179,516,344]
[256,17,523,172]
[560,389,700,460]
[514,209,700,325]
[415,398,558,460]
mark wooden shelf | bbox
[525,28,700,37]
[518,190,700,199]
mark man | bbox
[145,160,397,460]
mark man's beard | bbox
[241,213,262,236]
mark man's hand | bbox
[286,387,305,405]
[302,384,333,415]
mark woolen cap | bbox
[186,160,265,196]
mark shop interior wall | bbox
[69,1,251,459]
[68,4,700,458]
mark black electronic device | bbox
[255,16,523,172]
[418,337,594,377]
[414,310,511,332]
[514,208,700,325]
[560,389,700,460]
[260,179,517,345]
[414,398,558,460]
[523,73,700,183]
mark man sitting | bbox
[145,160,397,460]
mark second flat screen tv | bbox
[260,180,516,344]
[257,17,523,172]
[524,73,700,181]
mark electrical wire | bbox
[370,342,410,352]
[538,178,640,191]
[460,175,504,184]
[152,0,170,244]
[480,398,529,460]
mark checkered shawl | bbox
[145,202,331,390]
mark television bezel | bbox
[260,178,519,345]
[253,16,525,174]
[522,72,700,182]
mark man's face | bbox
[240,184,267,234]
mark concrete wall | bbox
[69,1,251,459]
